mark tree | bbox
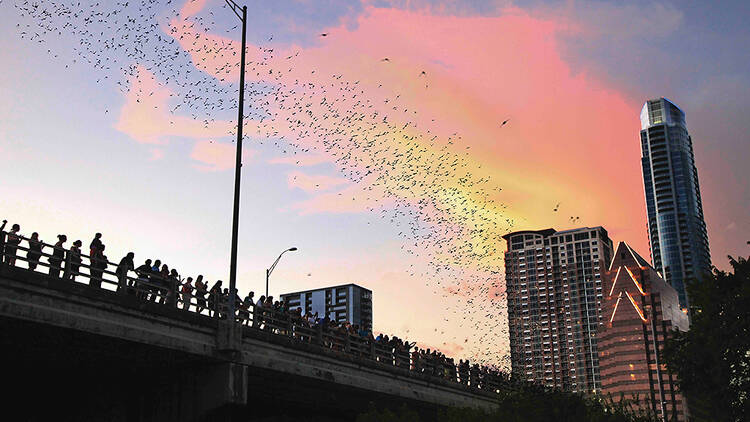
[662,255,750,422]
[357,385,658,422]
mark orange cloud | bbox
[190,139,255,172]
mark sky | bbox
[1,0,748,364]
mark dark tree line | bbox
[356,385,659,422]
[662,255,750,422]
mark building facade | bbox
[599,242,689,421]
[640,98,711,309]
[503,227,614,393]
[280,283,373,333]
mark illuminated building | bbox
[280,283,373,333]
[640,98,711,309]
[599,241,689,421]
[503,227,614,393]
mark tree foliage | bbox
[357,385,658,422]
[662,255,750,422]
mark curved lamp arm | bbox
[268,247,298,277]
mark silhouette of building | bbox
[640,98,711,309]
[503,227,614,393]
[599,241,689,421]
[281,283,372,333]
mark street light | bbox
[224,0,247,323]
[266,247,298,298]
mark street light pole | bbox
[266,247,298,298]
[226,0,247,323]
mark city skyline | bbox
[1,0,748,365]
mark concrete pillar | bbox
[173,362,248,422]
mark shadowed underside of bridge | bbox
[1,268,499,421]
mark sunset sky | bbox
[1,0,748,363]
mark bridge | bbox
[0,230,503,421]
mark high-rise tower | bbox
[599,242,690,421]
[503,227,613,393]
[640,98,711,309]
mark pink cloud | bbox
[190,140,255,172]
[180,0,208,19]
[114,65,234,145]
[287,170,349,193]
[167,4,648,263]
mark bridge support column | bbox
[177,361,248,421]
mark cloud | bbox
[190,140,255,172]
[289,182,386,215]
[114,65,234,145]
[269,153,333,166]
[148,148,164,161]
[414,340,465,357]
[172,3,647,255]
[180,0,208,19]
[559,2,684,41]
[287,170,349,193]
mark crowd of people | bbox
[1,220,508,391]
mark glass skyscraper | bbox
[640,98,711,309]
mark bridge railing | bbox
[0,230,512,394]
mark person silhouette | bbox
[4,224,21,266]
[65,240,83,281]
[89,233,103,257]
[116,252,135,293]
[48,235,67,278]
[27,232,43,271]
[89,244,107,288]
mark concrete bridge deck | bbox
[1,265,500,421]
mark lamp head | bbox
[288,247,298,252]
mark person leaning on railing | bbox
[89,244,108,288]
[180,276,193,311]
[155,264,169,304]
[27,232,43,271]
[4,224,22,266]
[134,259,152,300]
[65,240,83,281]
[166,269,180,307]
[208,280,222,318]
[48,235,67,278]
[89,233,103,259]
[116,252,135,294]
[194,275,207,313]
